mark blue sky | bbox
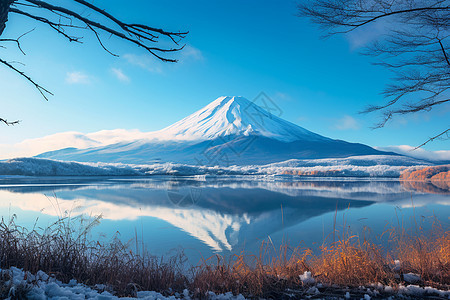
[0,0,448,155]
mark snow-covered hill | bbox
[37,96,396,165]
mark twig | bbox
[0,28,35,55]
[0,58,53,100]
[0,118,20,125]
[414,128,450,149]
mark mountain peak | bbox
[149,96,329,142]
[208,96,251,108]
[210,95,248,103]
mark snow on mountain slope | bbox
[35,96,397,165]
[146,96,329,142]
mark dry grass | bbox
[387,218,450,284]
[191,217,449,298]
[311,236,392,286]
[0,215,188,297]
[191,243,313,298]
[0,211,448,298]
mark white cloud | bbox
[377,145,450,162]
[86,129,147,145]
[65,71,91,84]
[0,132,98,159]
[333,115,360,130]
[0,129,148,159]
[110,68,130,83]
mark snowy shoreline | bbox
[0,155,439,178]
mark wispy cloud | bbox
[333,115,360,130]
[273,92,292,102]
[123,53,163,73]
[346,18,391,50]
[110,68,130,83]
[376,145,450,162]
[123,45,203,72]
[179,45,204,62]
[65,71,91,84]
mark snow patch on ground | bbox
[1,267,246,300]
[2,267,450,299]
[403,273,421,284]
[299,271,315,285]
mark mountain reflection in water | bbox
[0,176,448,254]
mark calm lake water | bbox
[0,176,448,264]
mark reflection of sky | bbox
[0,177,448,262]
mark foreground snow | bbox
[2,267,449,299]
[2,267,245,300]
[0,155,433,177]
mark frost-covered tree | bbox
[0,0,187,124]
[299,0,449,147]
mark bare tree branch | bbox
[437,37,450,65]
[86,23,118,57]
[0,28,34,54]
[0,0,188,125]
[0,118,20,125]
[299,0,450,148]
[414,128,450,149]
[10,8,82,42]
[345,6,450,30]
[0,57,53,100]
[16,0,188,62]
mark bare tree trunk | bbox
[0,0,14,36]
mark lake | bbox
[0,176,448,265]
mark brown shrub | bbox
[400,165,450,181]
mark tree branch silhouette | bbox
[0,0,188,124]
[299,0,449,147]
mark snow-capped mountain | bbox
[37,96,394,165]
[147,96,328,142]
